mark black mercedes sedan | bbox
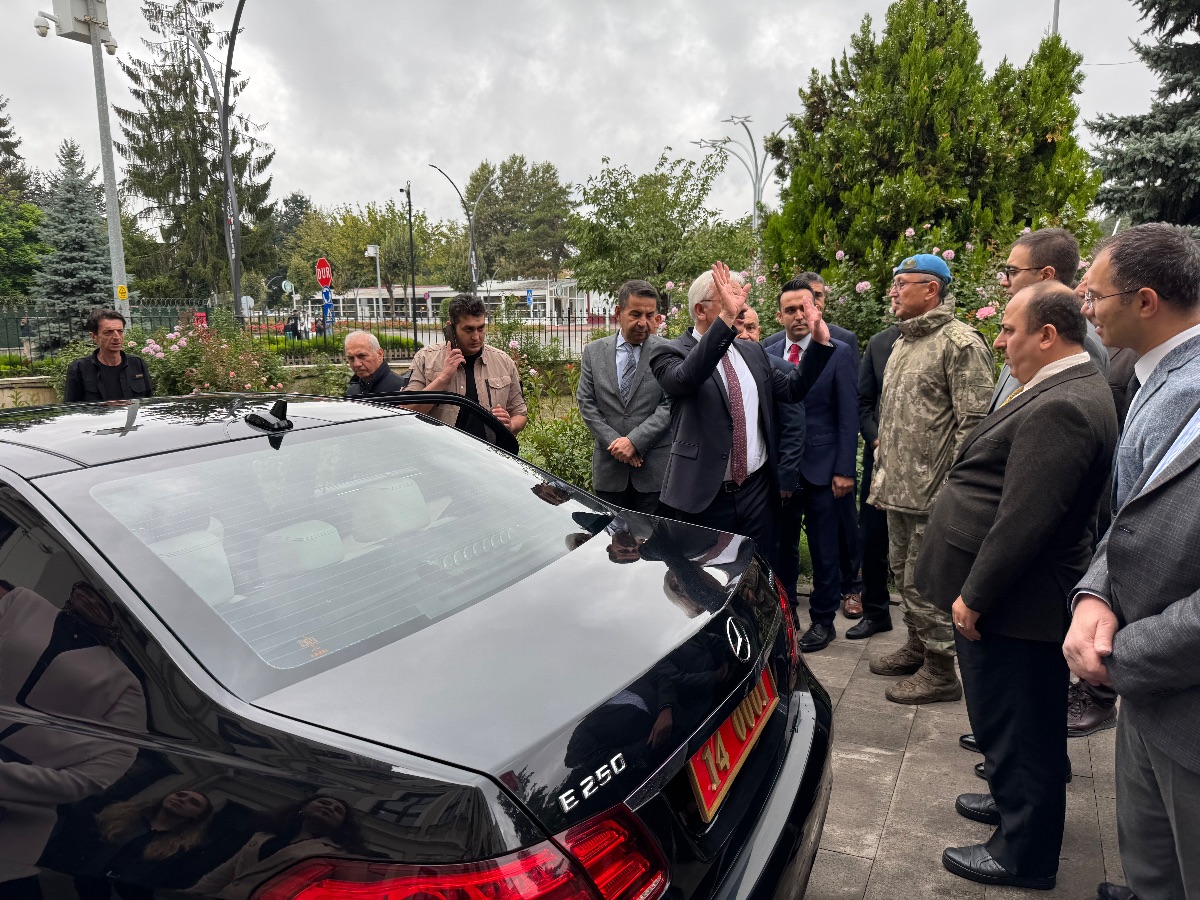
[0,396,831,900]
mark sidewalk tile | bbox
[803,849,872,900]
[821,743,904,857]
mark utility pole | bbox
[403,182,418,350]
[1051,0,1061,35]
[34,0,129,318]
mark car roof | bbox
[0,395,402,475]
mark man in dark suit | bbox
[847,323,901,639]
[915,282,1118,890]
[577,280,672,514]
[764,273,864,615]
[650,263,833,554]
[767,279,859,652]
[1064,223,1200,900]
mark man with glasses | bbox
[867,254,994,704]
[1064,223,1200,900]
[992,228,1108,410]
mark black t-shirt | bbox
[462,351,483,405]
[98,362,125,400]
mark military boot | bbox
[868,627,924,676]
[885,651,963,704]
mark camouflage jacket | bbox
[868,300,995,515]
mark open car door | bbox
[357,390,521,455]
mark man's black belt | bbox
[720,467,765,493]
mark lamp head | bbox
[104,39,117,55]
[34,15,50,36]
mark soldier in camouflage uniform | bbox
[867,254,995,704]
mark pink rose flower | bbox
[1078,260,1090,269]
[835,250,845,261]
[1022,227,1031,234]
[976,305,997,320]
[855,281,871,293]
[665,281,675,291]
[529,368,538,376]
[923,223,932,229]
[509,340,520,350]
[942,249,955,260]
[669,306,679,315]
[245,383,252,389]
[155,351,165,358]
[755,275,767,284]
[932,247,941,254]
[905,227,916,238]
[965,242,974,252]
[230,371,236,377]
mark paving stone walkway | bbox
[798,600,1124,900]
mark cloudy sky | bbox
[2,0,1157,223]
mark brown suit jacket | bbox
[914,362,1118,642]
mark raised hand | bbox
[710,262,750,326]
[800,293,831,345]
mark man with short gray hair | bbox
[345,330,406,398]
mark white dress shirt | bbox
[783,333,811,364]
[1133,322,1200,388]
[715,342,766,480]
[1022,351,1090,391]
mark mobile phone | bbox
[442,323,458,349]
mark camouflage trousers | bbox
[885,510,955,658]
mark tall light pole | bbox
[429,164,497,296]
[364,244,382,321]
[34,0,129,319]
[1051,0,1061,35]
[400,182,417,349]
[694,115,786,239]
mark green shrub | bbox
[257,333,419,358]
[519,408,594,492]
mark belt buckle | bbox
[722,480,740,493]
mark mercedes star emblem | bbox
[726,617,751,662]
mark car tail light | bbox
[254,806,667,900]
[555,806,668,900]
[776,574,799,672]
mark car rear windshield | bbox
[44,414,606,698]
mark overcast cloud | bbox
[1,0,1157,224]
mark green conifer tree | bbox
[34,140,112,349]
[763,0,1099,334]
[0,95,32,201]
[115,0,274,299]
[1089,0,1200,226]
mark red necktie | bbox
[787,343,800,365]
[720,354,748,485]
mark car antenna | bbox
[244,398,293,434]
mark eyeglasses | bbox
[998,265,1040,281]
[890,278,935,291]
[1082,288,1138,309]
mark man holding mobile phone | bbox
[405,294,528,434]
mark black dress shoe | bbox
[955,792,1000,825]
[1097,882,1138,900]
[942,844,1055,890]
[845,618,892,640]
[959,733,981,753]
[799,622,835,653]
[975,760,1072,783]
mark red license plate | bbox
[686,667,780,823]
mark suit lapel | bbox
[1125,335,1200,430]
[959,363,1093,456]
[1126,397,1200,503]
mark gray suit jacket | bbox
[1075,394,1200,773]
[576,334,671,494]
[916,363,1117,642]
[990,321,1109,409]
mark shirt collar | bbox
[784,334,811,356]
[1134,322,1200,386]
[615,332,640,353]
[1022,351,1090,391]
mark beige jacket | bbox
[405,343,527,425]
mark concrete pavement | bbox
[798,601,1124,900]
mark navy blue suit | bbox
[769,337,859,625]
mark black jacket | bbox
[64,351,154,403]
[914,363,1118,642]
[346,360,407,398]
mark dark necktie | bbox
[619,344,636,405]
[787,343,800,365]
[720,353,748,485]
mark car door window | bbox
[0,484,149,881]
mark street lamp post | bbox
[401,182,418,350]
[429,164,497,296]
[1051,0,1061,34]
[34,0,129,319]
[364,244,382,322]
[693,115,783,239]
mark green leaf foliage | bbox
[0,196,45,297]
[1089,0,1200,225]
[763,0,1099,338]
[570,151,753,299]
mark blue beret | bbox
[896,253,952,283]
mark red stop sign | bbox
[315,257,333,288]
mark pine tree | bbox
[1089,0,1200,226]
[34,141,112,349]
[115,0,274,299]
[0,95,32,201]
[763,0,1099,328]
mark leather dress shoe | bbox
[845,618,892,640]
[1068,680,1118,736]
[955,792,1000,825]
[799,622,835,653]
[959,733,981,753]
[1096,882,1137,900]
[975,761,1072,783]
[942,844,1055,890]
[840,592,864,618]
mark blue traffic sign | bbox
[526,289,533,306]
[321,287,332,302]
